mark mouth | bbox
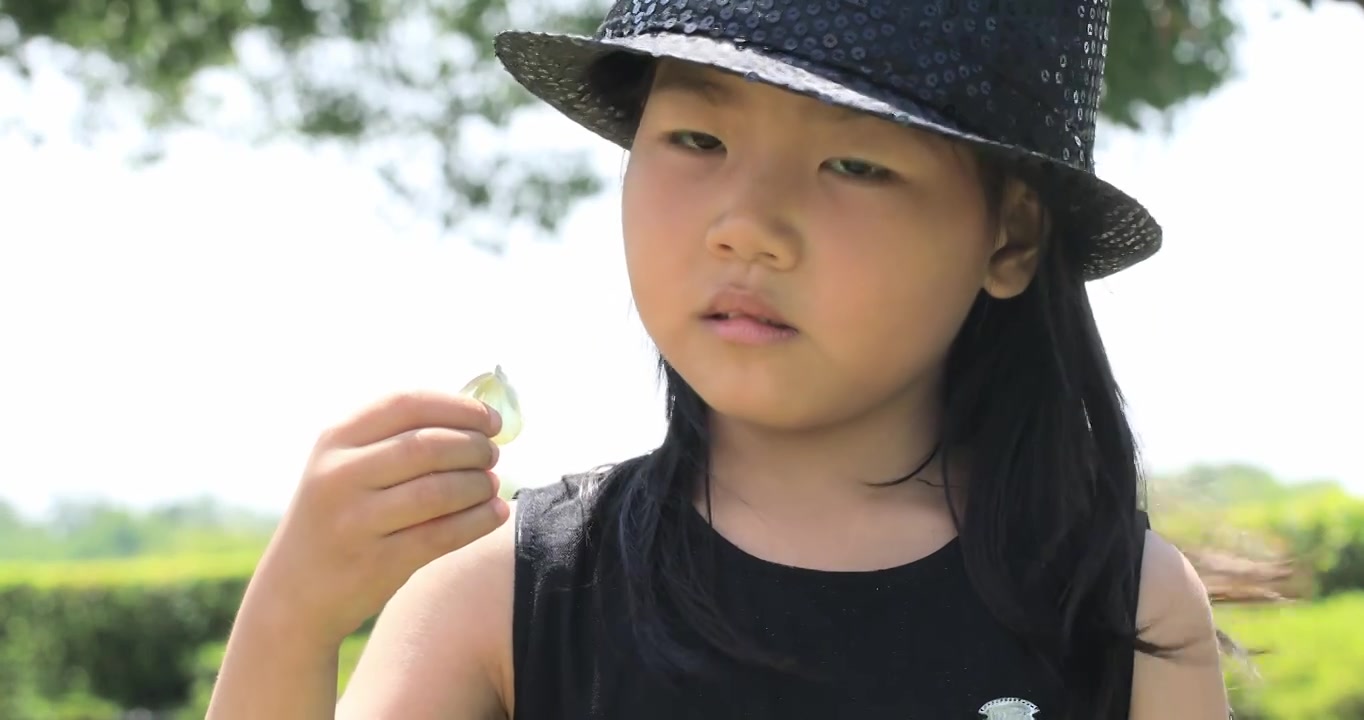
[700,287,796,332]
[702,311,795,330]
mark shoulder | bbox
[337,501,519,720]
[336,472,613,719]
[1134,529,1217,641]
[1129,528,1232,719]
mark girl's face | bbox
[623,60,1039,432]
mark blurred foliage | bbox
[1151,465,1364,597]
[0,565,384,719]
[0,551,262,589]
[0,465,1358,717]
[0,495,275,563]
[0,0,605,249]
[0,0,1357,248]
[0,576,249,715]
[1218,593,1364,720]
[0,480,515,568]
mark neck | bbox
[704,383,948,513]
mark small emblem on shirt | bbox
[979,697,1040,719]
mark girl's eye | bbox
[666,130,724,152]
[824,157,894,182]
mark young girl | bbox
[209,1,1232,718]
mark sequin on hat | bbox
[494,0,1160,280]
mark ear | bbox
[983,178,1045,300]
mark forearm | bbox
[206,590,341,720]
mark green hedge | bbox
[114,596,1364,720]
[0,553,255,717]
[0,614,123,720]
[1219,593,1364,719]
[2,532,1360,719]
[0,554,256,715]
[1232,488,1364,596]
[1158,485,1364,598]
[0,552,383,717]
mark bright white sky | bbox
[1,1,1361,519]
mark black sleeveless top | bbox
[512,474,1147,720]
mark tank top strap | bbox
[513,472,596,572]
[510,472,612,720]
[1115,509,1151,720]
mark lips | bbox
[703,311,792,329]
[701,288,795,330]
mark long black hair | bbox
[579,51,1181,719]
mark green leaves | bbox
[1103,0,1238,129]
[0,0,1356,247]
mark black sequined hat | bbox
[494,0,1160,280]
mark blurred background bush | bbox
[2,469,1361,718]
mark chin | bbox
[689,376,837,433]
[678,357,926,438]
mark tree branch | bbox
[1307,0,1364,12]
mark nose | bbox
[704,184,802,272]
[703,201,796,270]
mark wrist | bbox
[237,576,347,655]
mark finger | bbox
[323,390,502,448]
[341,427,499,490]
[387,497,511,569]
[366,470,500,536]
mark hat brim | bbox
[493,30,1161,281]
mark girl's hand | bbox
[246,390,510,648]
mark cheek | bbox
[622,154,698,337]
[808,208,989,374]
[829,271,981,370]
